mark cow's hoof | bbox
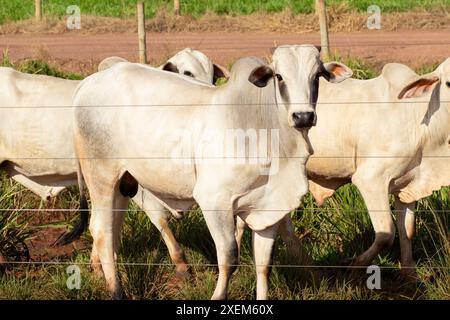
[91,263,104,278]
[111,288,124,300]
[175,269,191,281]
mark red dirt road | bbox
[1,30,449,73]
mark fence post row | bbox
[315,0,330,60]
[35,0,42,21]
[137,1,147,64]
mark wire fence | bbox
[1,260,449,270]
[2,100,450,109]
[0,42,448,275]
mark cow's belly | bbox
[6,159,77,177]
[127,159,196,200]
[306,156,355,179]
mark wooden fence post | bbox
[174,0,180,15]
[35,0,42,21]
[137,1,147,64]
[316,0,330,60]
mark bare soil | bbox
[1,30,449,74]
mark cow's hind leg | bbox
[351,173,395,267]
[394,198,418,282]
[133,187,189,278]
[90,186,128,277]
[88,187,126,299]
[235,216,246,259]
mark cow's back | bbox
[0,68,80,176]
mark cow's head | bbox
[161,48,229,85]
[248,45,352,129]
[398,57,450,102]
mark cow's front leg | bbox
[351,173,395,266]
[252,223,278,300]
[201,208,238,300]
[394,197,418,282]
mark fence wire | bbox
[1,260,449,270]
[0,42,449,274]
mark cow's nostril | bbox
[292,112,316,129]
[446,81,450,88]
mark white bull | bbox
[0,49,226,276]
[71,45,351,300]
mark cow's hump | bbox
[381,63,418,91]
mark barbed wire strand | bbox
[1,156,450,159]
[2,100,450,109]
[1,260,449,270]
[0,209,448,213]
[7,41,449,55]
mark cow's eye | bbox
[446,81,450,88]
[275,74,283,82]
[184,71,194,78]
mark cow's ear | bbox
[321,62,353,83]
[398,76,440,99]
[213,64,230,84]
[248,65,274,88]
[162,62,179,73]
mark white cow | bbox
[71,45,352,300]
[98,48,229,84]
[0,49,226,277]
[304,59,450,279]
[237,58,450,281]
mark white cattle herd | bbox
[0,44,448,300]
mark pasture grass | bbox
[0,55,449,299]
[0,0,449,24]
[1,51,84,80]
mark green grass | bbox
[0,0,449,24]
[1,51,84,80]
[0,56,449,299]
[0,176,33,262]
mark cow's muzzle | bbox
[292,112,316,129]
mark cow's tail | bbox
[54,161,89,246]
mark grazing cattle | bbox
[98,48,229,84]
[0,49,225,275]
[70,45,352,300]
